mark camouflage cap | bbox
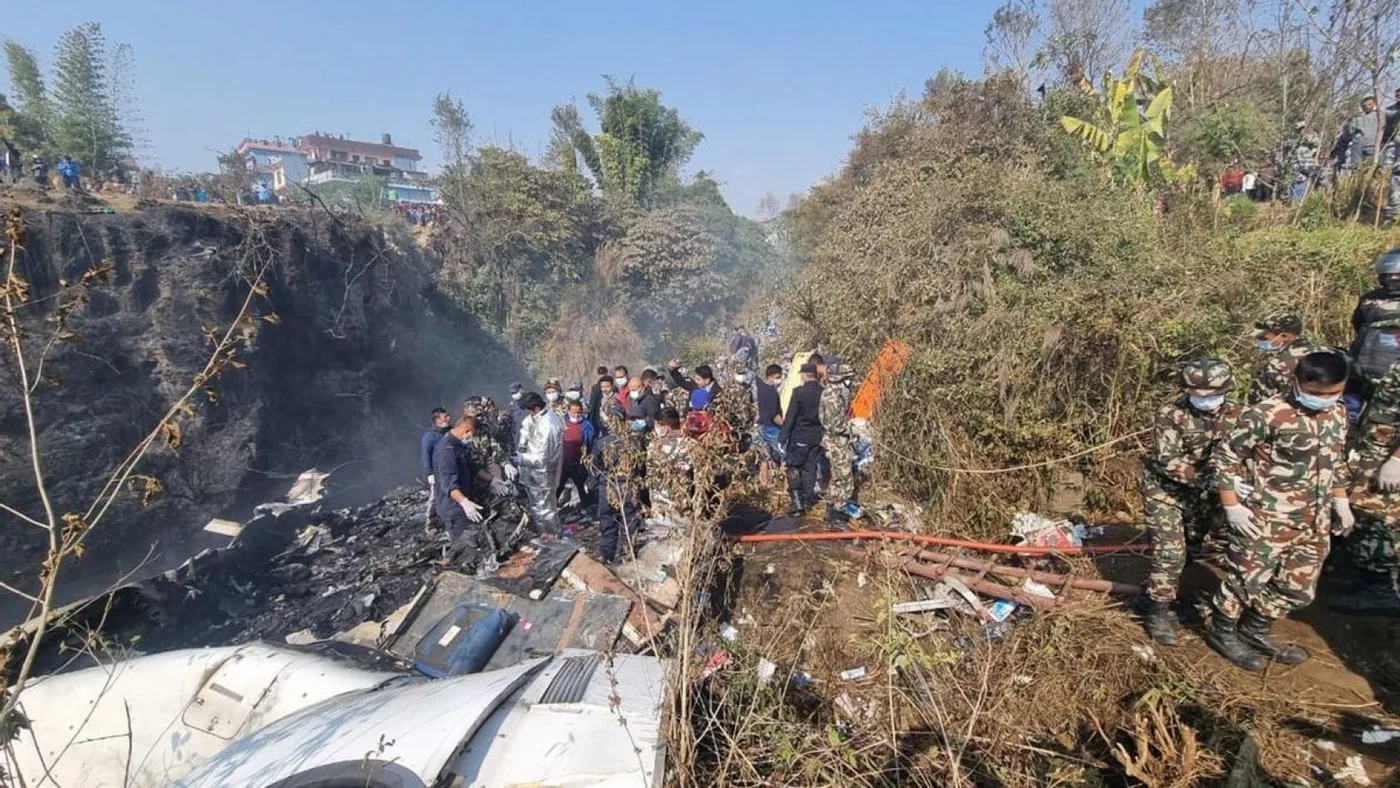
[1180,357,1233,392]
[1253,311,1303,336]
[1371,317,1400,331]
[827,363,856,382]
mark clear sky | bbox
[6,0,995,215]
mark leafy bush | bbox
[784,76,1400,535]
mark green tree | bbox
[2,40,51,153]
[549,77,703,206]
[436,146,600,353]
[51,22,130,174]
[430,92,472,209]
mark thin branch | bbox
[0,501,49,531]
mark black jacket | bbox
[432,432,472,508]
[626,389,662,427]
[780,381,824,448]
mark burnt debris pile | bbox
[23,484,532,672]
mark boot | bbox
[825,505,849,529]
[1203,614,1266,672]
[786,492,806,517]
[1143,599,1179,646]
[1237,609,1309,665]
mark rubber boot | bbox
[1203,614,1266,672]
[1143,599,1179,646]
[1237,609,1309,665]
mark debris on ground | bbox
[1009,510,1083,549]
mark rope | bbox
[876,427,1152,475]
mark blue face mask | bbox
[1379,333,1400,349]
[1189,393,1226,412]
[1255,337,1279,352]
[1294,388,1340,412]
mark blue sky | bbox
[6,0,999,215]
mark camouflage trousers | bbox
[1142,474,1220,602]
[1343,471,1400,576]
[823,436,859,505]
[1212,518,1330,620]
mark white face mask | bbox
[510,392,521,401]
[735,373,751,384]
[1188,393,1226,412]
[614,377,628,387]
[545,391,559,403]
[629,390,642,401]
[566,390,582,401]
[1254,337,1280,352]
[568,414,583,423]
[1294,386,1340,412]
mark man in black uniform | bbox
[780,363,824,516]
[433,413,486,542]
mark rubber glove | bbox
[1224,504,1261,539]
[1378,458,1400,491]
[502,462,518,482]
[459,497,483,523]
[490,477,512,496]
[1332,498,1356,536]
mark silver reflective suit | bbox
[517,409,564,534]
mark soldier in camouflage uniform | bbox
[646,407,696,523]
[1248,311,1313,405]
[459,404,515,502]
[1278,120,1321,203]
[1141,358,1240,645]
[1337,316,1400,614]
[1209,350,1355,671]
[821,362,861,524]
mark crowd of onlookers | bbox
[394,200,440,227]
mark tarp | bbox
[779,351,814,414]
[850,340,912,421]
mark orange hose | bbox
[730,529,1151,556]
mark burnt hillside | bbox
[0,203,526,626]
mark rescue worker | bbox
[1351,249,1400,387]
[646,407,696,523]
[432,412,487,543]
[626,374,662,431]
[1279,120,1321,203]
[593,403,640,563]
[756,363,785,462]
[565,380,585,407]
[780,363,825,516]
[515,391,564,535]
[1337,318,1400,615]
[507,382,527,450]
[1209,351,1354,671]
[558,399,595,507]
[544,380,565,417]
[1340,96,1384,172]
[821,362,862,524]
[420,407,451,528]
[1141,359,1239,645]
[459,404,515,502]
[1248,312,1313,404]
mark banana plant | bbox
[1060,49,1184,184]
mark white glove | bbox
[502,462,518,482]
[1332,498,1356,536]
[1378,458,1400,492]
[1224,504,1262,540]
[459,498,483,523]
[490,477,512,496]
